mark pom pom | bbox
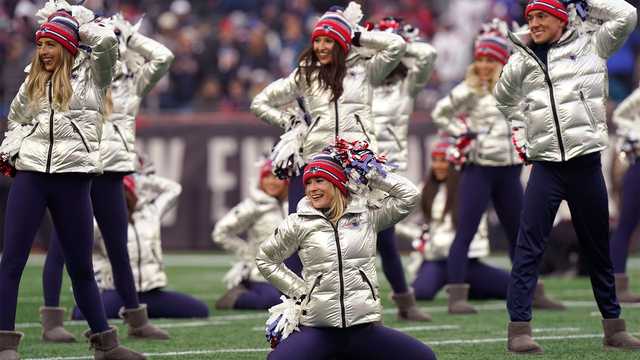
[269,118,308,179]
[265,296,304,348]
[0,153,16,178]
[342,1,363,27]
[326,138,390,187]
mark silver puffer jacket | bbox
[494,0,637,162]
[5,22,117,173]
[250,31,406,162]
[433,77,522,166]
[372,41,437,171]
[212,188,287,284]
[101,33,174,172]
[613,87,640,137]
[256,172,418,328]
[94,175,181,292]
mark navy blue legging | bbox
[43,172,140,309]
[447,164,523,284]
[289,174,409,294]
[72,288,209,319]
[234,280,281,310]
[508,153,620,321]
[0,171,109,332]
[413,259,510,300]
[610,161,640,274]
[269,323,436,360]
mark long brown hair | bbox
[420,164,460,226]
[295,42,347,103]
[26,43,74,112]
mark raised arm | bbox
[360,30,407,86]
[143,175,182,217]
[613,87,640,136]
[406,41,437,97]
[211,199,259,256]
[80,21,118,90]
[255,215,306,298]
[431,83,475,137]
[126,32,175,97]
[589,0,637,59]
[369,172,419,233]
[250,71,301,129]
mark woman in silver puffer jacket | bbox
[256,152,436,359]
[431,21,563,315]
[0,3,144,359]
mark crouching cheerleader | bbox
[255,142,436,360]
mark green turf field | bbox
[10,254,640,359]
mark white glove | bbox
[222,262,251,289]
[70,4,94,26]
[35,0,71,25]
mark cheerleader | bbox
[70,174,209,319]
[410,140,510,301]
[256,150,436,360]
[431,19,562,314]
[212,161,288,310]
[371,17,436,321]
[40,12,174,342]
[0,2,144,359]
[610,87,640,302]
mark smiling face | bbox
[431,155,450,182]
[37,38,63,72]
[305,177,335,209]
[313,35,335,65]
[527,10,565,45]
[260,174,288,200]
[474,55,501,82]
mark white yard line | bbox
[25,332,640,360]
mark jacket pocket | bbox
[354,114,371,142]
[305,273,323,304]
[113,124,130,152]
[386,125,403,150]
[24,123,39,138]
[359,268,376,300]
[579,91,597,129]
[70,121,91,152]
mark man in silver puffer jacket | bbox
[494,0,640,353]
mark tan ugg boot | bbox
[215,285,249,310]
[86,327,146,360]
[0,331,22,360]
[532,281,566,310]
[121,305,170,340]
[507,321,543,354]
[40,307,76,343]
[615,274,640,303]
[602,318,640,350]
[391,290,432,322]
[446,283,477,314]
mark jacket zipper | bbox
[113,124,130,152]
[386,125,403,150]
[70,121,91,152]
[511,40,566,161]
[354,114,371,142]
[326,218,347,328]
[132,221,143,290]
[359,269,376,300]
[579,91,597,129]
[334,101,339,138]
[306,274,323,304]
[46,82,54,173]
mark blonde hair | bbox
[464,61,503,95]
[325,185,348,224]
[26,43,74,112]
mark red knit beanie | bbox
[259,160,273,180]
[474,32,510,65]
[303,154,348,196]
[35,10,80,56]
[525,0,569,24]
[311,9,353,54]
[431,140,450,158]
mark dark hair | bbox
[295,41,347,103]
[420,164,460,226]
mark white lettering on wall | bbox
[239,137,276,199]
[208,137,238,221]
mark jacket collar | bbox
[508,26,577,52]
